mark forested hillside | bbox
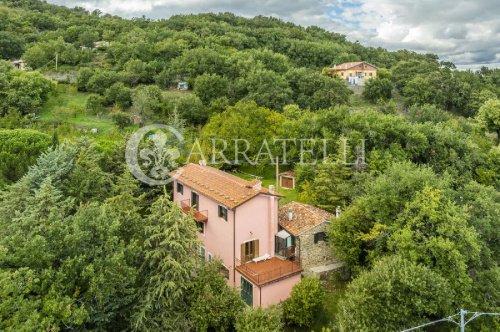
[0,0,499,331]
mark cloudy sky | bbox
[48,0,500,68]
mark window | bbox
[196,221,205,234]
[218,205,228,221]
[241,240,259,263]
[208,253,212,261]
[176,182,183,194]
[220,265,230,279]
[369,72,373,77]
[191,192,199,208]
[314,232,327,244]
[241,277,253,306]
[199,246,205,262]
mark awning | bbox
[276,229,291,239]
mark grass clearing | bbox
[38,84,115,135]
[234,165,300,204]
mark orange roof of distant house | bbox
[279,170,294,177]
[331,61,377,71]
[278,202,333,236]
[170,163,282,209]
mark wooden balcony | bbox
[181,199,208,223]
[236,256,302,286]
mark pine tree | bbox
[132,195,199,331]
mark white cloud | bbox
[47,0,500,67]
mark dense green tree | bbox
[338,256,453,332]
[477,98,500,138]
[78,30,99,48]
[3,70,55,115]
[85,94,106,115]
[407,104,451,123]
[0,129,51,186]
[283,278,325,327]
[235,307,283,332]
[131,196,199,331]
[187,261,244,331]
[237,69,292,110]
[131,84,164,122]
[86,69,121,94]
[0,31,24,59]
[76,67,94,91]
[287,68,352,110]
[173,94,206,125]
[105,82,132,108]
[112,111,132,130]
[329,162,450,267]
[193,73,229,105]
[200,101,285,164]
[388,186,480,303]
[362,77,393,102]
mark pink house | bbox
[170,163,302,307]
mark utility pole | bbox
[55,53,58,71]
[275,156,279,191]
[401,309,500,332]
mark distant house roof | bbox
[170,163,282,209]
[331,61,377,71]
[279,170,294,178]
[278,202,333,236]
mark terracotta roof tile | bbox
[170,163,282,209]
[331,61,378,71]
[278,202,333,236]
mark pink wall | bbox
[260,273,301,307]
[234,194,280,263]
[235,270,301,307]
[173,179,236,283]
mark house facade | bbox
[277,202,342,274]
[171,163,302,307]
[329,61,377,86]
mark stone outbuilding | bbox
[277,202,343,275]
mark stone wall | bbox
[296,222,340,271]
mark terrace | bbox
[236,256,302,286]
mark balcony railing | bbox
[236,256,302,286]
[181,199,208,223]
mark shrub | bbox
[283,278,325,327]
[111,111,131,130]
[235,306,283,332]
[85,95,106,115]
[362,77,393,102]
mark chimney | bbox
[336,206,341,218]
[269,185,275,194]
[288,208,293,221]
[253,181,262,190]
[198,159,207,166]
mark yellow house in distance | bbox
[328,61,377,85]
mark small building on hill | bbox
[329,61,377,86]
[278,202,343,274]
[279,171,295,190]
[12,59,26,70]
